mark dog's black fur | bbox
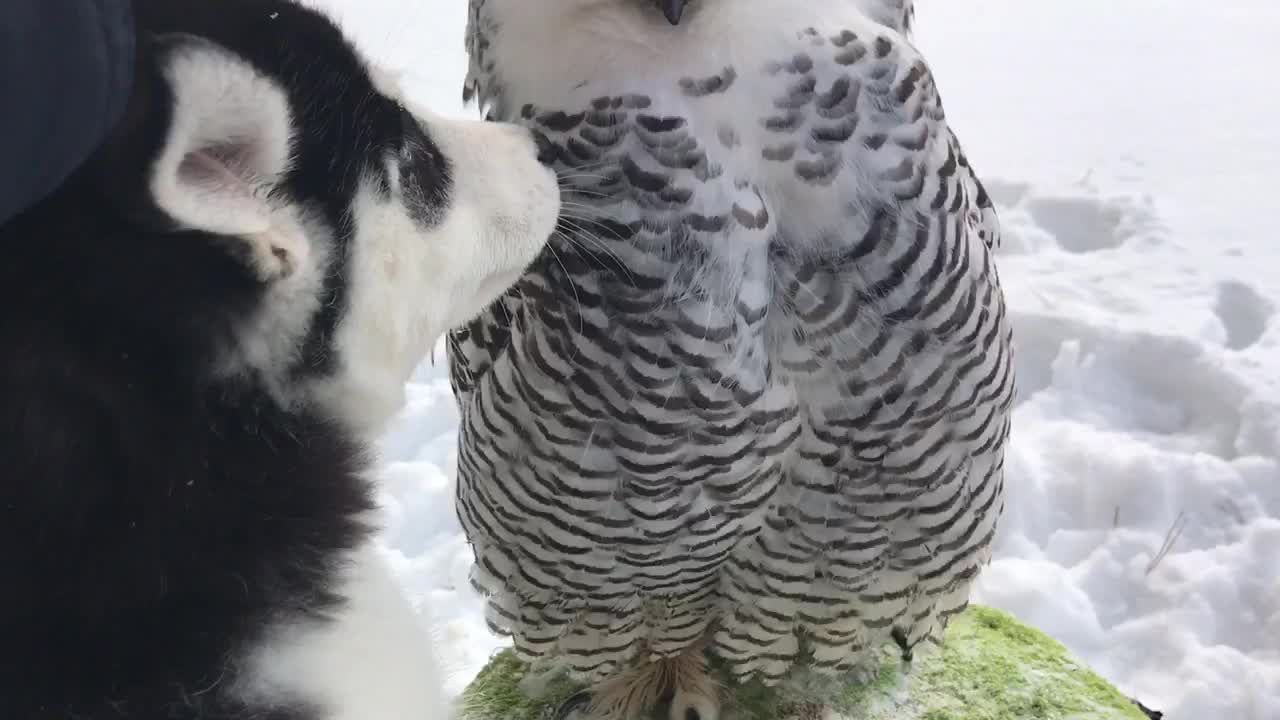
[0,1,450,717]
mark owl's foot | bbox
[552,649,721,720]
[554,690,594,720]
[668,684,720,720]
[778,702,829,720]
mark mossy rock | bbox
[456,606,1150,720]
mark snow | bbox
[308,1,1280,717]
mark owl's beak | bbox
[656,0,689,25]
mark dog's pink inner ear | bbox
[150,38,295,239]
[158,140,272,237]
[178,146,253,196]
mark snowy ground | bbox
[311,1,1280,717]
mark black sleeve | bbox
[0,0,136,225]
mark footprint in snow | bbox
[1214,280,1274,352]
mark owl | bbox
[451,1,1014,718]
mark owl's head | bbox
[649,0,691,25]
[465,0,705,110]
[526,0,694,25]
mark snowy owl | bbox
[451,1,1015,718]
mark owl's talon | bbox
[669,688,719,720]
[554,690,594,720]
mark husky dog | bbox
[0,1,558,718]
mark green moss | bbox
[458,606,1150,720]
[831,650,901,711]
[457,650,585,720]
[877,606,1148,720]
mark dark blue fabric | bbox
[0,0,135,225]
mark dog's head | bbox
[36,0,558,436]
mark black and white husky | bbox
[0,0,558,717]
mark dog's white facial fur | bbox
[319,111,559,435]
[148,33,559,720]
[153,35,559,440]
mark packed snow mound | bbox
[972,182,1280,719]
[304,0,1280,717]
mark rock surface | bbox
[456,606,1151,720]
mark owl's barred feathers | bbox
[452,0,1014,704]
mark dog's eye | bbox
[397,107,445,176]
[399,106,420,135]
[399,108,430,152]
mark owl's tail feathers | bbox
[556,647,722,720]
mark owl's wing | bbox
[446,292,512,405]
[708,14,1013,681]
[780,12,999,254]
[452,0,514,405]
[461,0,490,111]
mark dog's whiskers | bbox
[555,218,636,284]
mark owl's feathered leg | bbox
[554,647,721,720]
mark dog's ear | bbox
[150,35,293,236]
[142,34,307,279]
